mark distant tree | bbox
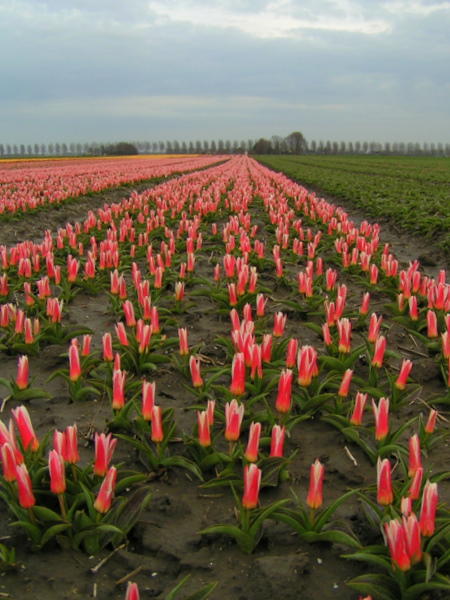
[318,140,324,154]
[195,140,202,153]
[430,143,436,156]
[69,143,75,154]
[253,138,271,154]
[332,141,338,154]
[247,139,254,152]
[20,144,26,155]
[203,140,209,153]
[271,135,285,154]
[210,140,217,153]
[340,141,346,154]
[188,141,195,153]
[437,143,444,156]
[310,140,317,153]
[233,140,239,153]
[166,141,173,153]
[325,141,332,155]
[240,140,247,153]
[173,140,180,153]
[61,143,67,155]
[217,140,224,153]
[159,141,165,153]
[0,144,3,157]
[285,131,307,154]
[152,142,158,153]
[225,140,231,153]
[26,144,32,155]
[104,142,138,155]
[13,144,18,155]
[6,144,11,155]
[384,142,391,155]
[181,141,187,154]
[348,142,354,154]
[355,141,361,154]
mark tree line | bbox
[1,131,449,158]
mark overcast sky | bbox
[1,0,449,147]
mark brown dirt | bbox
[0,169,449,600]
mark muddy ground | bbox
[0,170,449,600]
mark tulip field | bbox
[1,154,450,600]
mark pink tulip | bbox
[424,409,437,434]
[337,318,351,353]
[372,397,389,441]
[270,424,285,458]
[402,514,422,565]
[337,369,353,398]
[93,432,117,477]
[306,459,324,510]
[349,392,367,426]
[244,421,261,462]
[189,356,203,388]
[408,434,421,477]
[15,355,29,390]
[384,519,411,572]
[151,406,164,443]
[224,399,244,442]
[419,480,438,537]
[112,369,126,410]
[197,411,211,448]
[102,333,114,362]
[395,359,413,390]
[68,341,81,382]
[230,352,246,396]
[273,312,287,338]
[408,467,423,500]
[242,464,261,510]
[371,335,386,368]
[15,463,35,509]
[275,369,292,414]
[0,443,17,482]
[377,457,393,506]
[125,582,140,600]
[178,327,189,356]
[367,313,382,343]
[94,466,117,514]
[12,405,39,452]
[48,449,66,495]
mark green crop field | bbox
[257,155,450,250]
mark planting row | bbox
[1,155,450,599]
[0,154,226,218]
[258,155,450,249]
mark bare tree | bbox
[285,131,307,154]
[271,135,285,154]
